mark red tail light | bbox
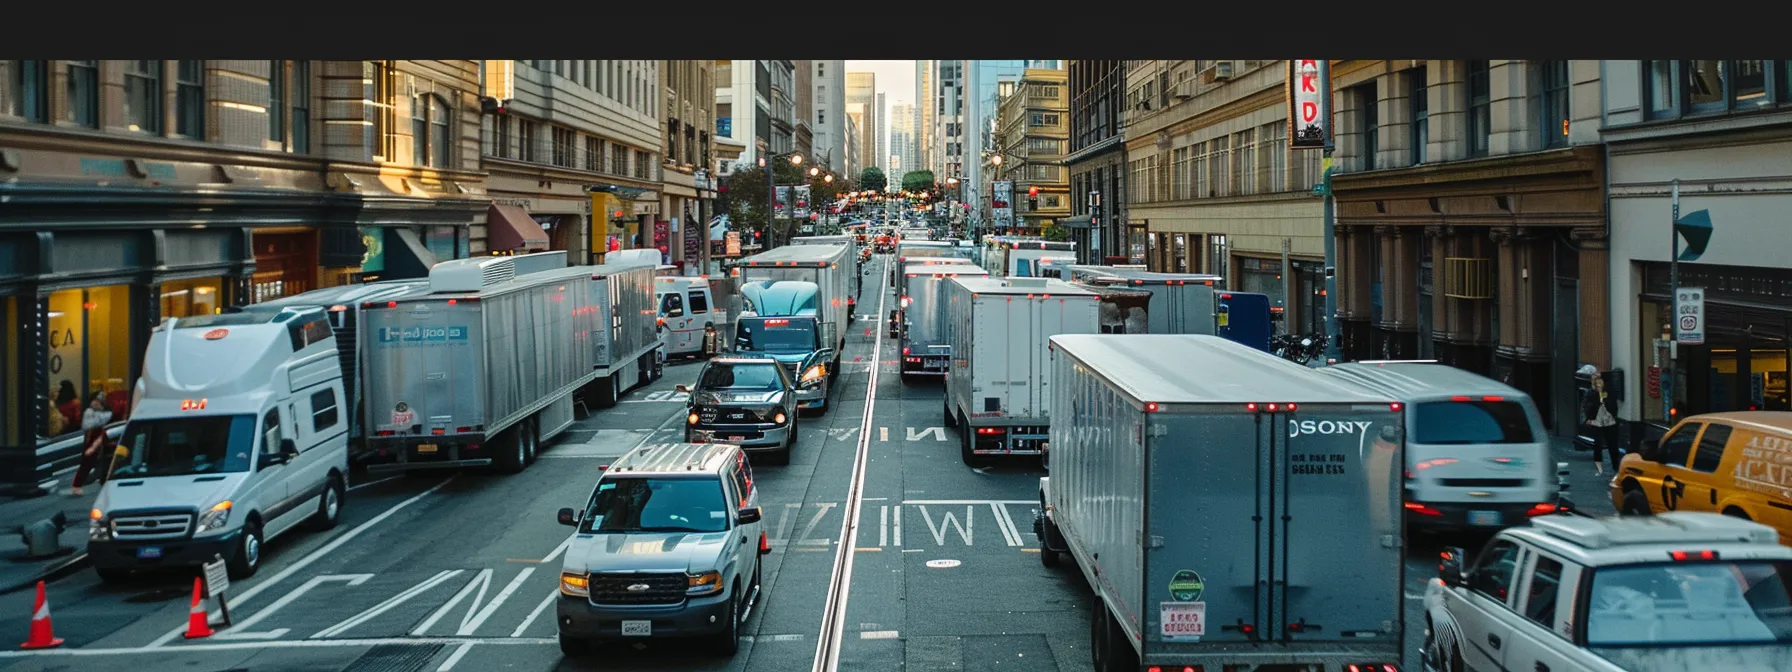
[1526,503,1560,516]
[1389,402,1403,412]
[976,427,1002,435]
[1482,395,1504,402]
[387,301,397,308]
[1246,403,1258,412]
[431,428,446,435]
[1404,502,1444,517]
[1286,403,1298,412]
[1267,403,1279,412]
[376,430,395,437]
[1670,549,1719,561]
[902,347,910,356]
[457,427,474,433]
[1450,395,1472,402]
[1145,402,1159,412]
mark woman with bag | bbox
[70,392,114,496]
[1580,365,1622,475]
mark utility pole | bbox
[1668,178,1680,411]
[1281,238,1293,336]
[1319,60,1341,363]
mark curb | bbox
[0,551,90,596]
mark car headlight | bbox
[560,572,590,597]
[195,500,232,533]
[687,570,723,596]
[801,364,826,383]
[89,508,110,542]
[773,411,788,425]
[688,412,700,425]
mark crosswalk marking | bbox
[313,570,464,639]
[215,574,373,640]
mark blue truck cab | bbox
[733,281,833,413]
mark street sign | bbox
[1311,183,1326,197]
[1675,287,1705,345]
[202,554,233,626]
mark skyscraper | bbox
[845,72,878,173]
[875,92,887,177]
[889,103,915,176]
[915,60,934,176]
[810,60,847,172]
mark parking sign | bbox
[1675,287,1704,345]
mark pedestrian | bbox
[70,392,114,496]
[1580,365,1622,475]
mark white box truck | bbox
[982,239,1077,278]
[1037,334,1406,672]
[735,244,852,376]
[897,262,988,381]
[943,277,1101,465]
[359,255,662,474]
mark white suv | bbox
[1422,512,1792,672]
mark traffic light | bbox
[1028,186,1040,197]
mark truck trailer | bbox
[358,255,662,473]
[943,277,1101,465]
[897,262,988,381]
[1037,334,1406,672]
[1074,267,1275,351]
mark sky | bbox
[845,60,915,109]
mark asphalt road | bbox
[0,252,1617,672]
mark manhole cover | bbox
[925,559,961,569]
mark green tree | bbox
[724,161,809,234]
[858,167,887,193]
[901,170,934,193]
[1041,221,1072,242]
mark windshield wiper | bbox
[636,525,715,533]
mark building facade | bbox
[889,103,915,176]
[0,59,490,488]
[811,60,846,173]
[662,59,717,275]
[994,68,1071,235]
[769,60,795,157]
[1600,60,1792,426]
[875,92,887,173]
[965,60,1029,215]
[1065,60,1129,263]
[915,60,935,176]
[715,60,771,166]
[793,60,814,161]
[845,114,861,180]
[1328,60,1607,433]
[845,72,877,173]
[484,60,662,268]
[1122,61,1326,333]
[931,61,965,183]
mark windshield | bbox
[736,318,817,352]
[112,415,256,478]
[581,477,729,534]
[699,362,785,391]
[1412,400,1536,444]
[1586,560,1792,646]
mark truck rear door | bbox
[364,299,486,441]
[1147,408,1270,647]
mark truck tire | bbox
[522,417,539,465]
[1095,598,1138,672]
[945,401,956,427]
[960,424,980,467]
[587,376,618,409]
[495,425,527,474]
[307,473,345,532]
[227,520,263,580]
[1089,599,1108,668]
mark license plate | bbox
[417,444,438,454]
[137,546,163,559]
[1469,510,1502,526]
[621,620,652,637]
[728,436,747,441]
[925,360,947,369]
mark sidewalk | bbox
[1549,434,1618,517]
[0,474,98,595]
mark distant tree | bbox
[858,167,887,193]
[1041,221,1072,242]
[724,160,808,233]
[900,170,934,193]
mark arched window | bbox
[413,93,452,168]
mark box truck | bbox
[790,234,863,313]
[734,244,853,377]
[1038,334,1406,672]
[896,262,989,381]
[358,255,662,473]
[1071,268,1275,351]
[943,277,1101,465]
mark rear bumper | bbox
[901,354,949,375]
[90,530,242,570]
[688,424,790,450]
[1404,499,1551,530]
[557,591,734,640]
[364,437,494,472]
[966,424,1049,456]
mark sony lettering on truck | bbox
[1035,334,1405,672]
[943,277,1101,466]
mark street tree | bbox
[900,170,934,193]
[858,167,887,192]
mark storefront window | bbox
[160,278,223,320]
[43,286,133,440]
[1239,257,1286,312]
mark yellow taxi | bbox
[1611,411,1792,541]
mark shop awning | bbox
[486,203,550,252]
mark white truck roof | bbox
[739,244,850,265]
[1319,361,1530,401]
[1049,334,1394,407]
[1511,512,1792,566]
[952,277,1093,296]
[141,309,336,412]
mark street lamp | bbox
[759,151,805,248]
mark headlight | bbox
[687,570,723,596]
[89,508,110,541]
[773,412,788,425]
[801,364,826,383]
[196,500,232,533]
[688,413,700,425]
[560,572,590,597]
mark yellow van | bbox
[1610,411,1792,542]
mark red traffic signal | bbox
[1028,186,1040,197]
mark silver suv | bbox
[555,443,768,656]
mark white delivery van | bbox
[657,275,718,358]
[89,307,350,581]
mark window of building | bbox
[1257,123,1280,191]
[817,62,824,77]
[1733,60,1768,108]
[553,126,575,167]
[1171,146,1191,200]
[7,60,49,122]
[291,61,310,153]
[1410,67,1429,164]
[124,60,163,134]
[1192,140,1208,198]
[412,94,451,168]
[635,150,652,180]
[1234,128,1255,194]
[176,60,206,139]
[1644,60,1679,119]
[411,96,427,165]
[818,109,825,125]
[493,115,511,159]
[1687,60,1726,112]
[1539,61,1570,149]
[611,143,627,174]
[44,285,135,440]
[268,61,284,143]
[1467,60,1491,158]
[159,277,223,319]
[1209,136,1230,197]
[585,136,601,172]
[66,60,98,128]
[518,119,537,162]
[1357,83,1378,170]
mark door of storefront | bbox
[251,231,318,302]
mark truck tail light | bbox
[1404,502,1444,517]
[376,430,395,437]
[1286,403,1298,412]
[1526,503,1560,517]
[903,347,910,356]
[1670,549,1719,561]
[1389,402,1403,412]
[976,427,1002,435]
[432,428,446,435]
[1450,395,1472,402]
[1267,403,1279,412]
[457,427,474,433]
[1145,402,1159,412]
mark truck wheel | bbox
[495,426,527,474]
[1039,523,1060,568]
[960,425,980,467]
[711,581,742,655]
[524,417,540,465]
[1096,600,1137,672]
[1089,599,1108,669]
[227,521,263,580]
[307,473,345,532]
[945,401,956,427]
[587,377,618,409]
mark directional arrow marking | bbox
[311,570,464,639]
[213,574,373,640]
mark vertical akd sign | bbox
[1288,60,1329,150]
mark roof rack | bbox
[1529,512,1779,549]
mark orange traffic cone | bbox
[182,577,214,639]
[759,531,771,554]
[19,580,63,649]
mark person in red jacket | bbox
[71,393,115,496]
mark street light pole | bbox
[760,151,804,249]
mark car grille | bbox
[1439,478,1532,488]
[110,512,195,540]
[588,572,688,605]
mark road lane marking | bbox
[990,503,1023,547]
[903,500,1033,505]
[878,506,887,546]
[348,476,400,492]
[213,574,374,640]
[312,570,464,639]
[905,427,947,442]
[862,497,888,501]
[1020,548,1041,553]
[893,504,901,547]
[797,502,840,546]
[860,630,900,639]
[540,535,574,564]
[879,427,888,442]
[413,567,537,636]
[0,637,557,658]
[917,506,972,546]
[510,589,559,638]
[437,642,476,670]
[854,548,881,552]
[148,477,457,648]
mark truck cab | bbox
[657,276,717,359]
[734,281,834,413]
[89,308,349,582]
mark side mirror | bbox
[1438,547,1467,588]
[557,507,581,527]
[675,384,691,394]
[736,507,762,525]
[281,438,299,459]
